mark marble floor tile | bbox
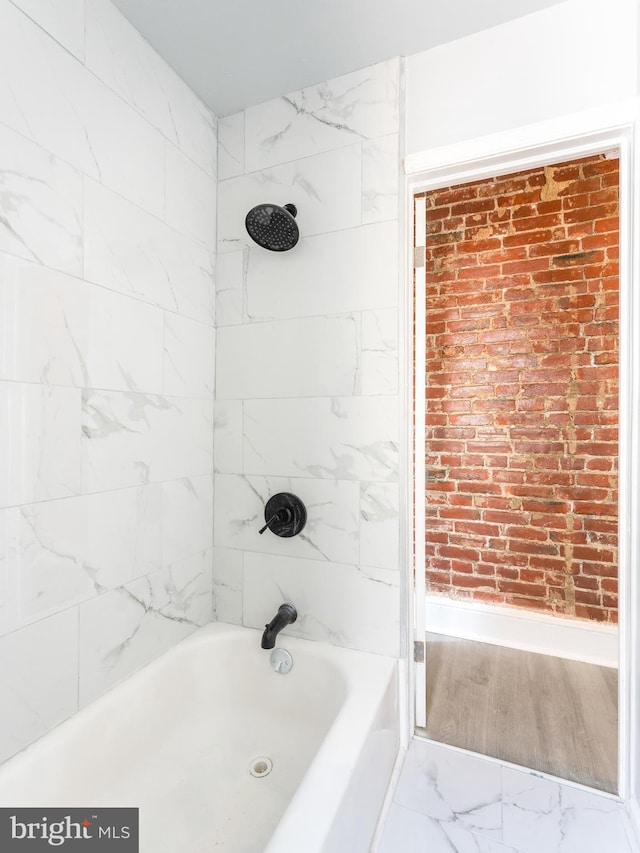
[378,804,433,853]
[393,739,502,840]
[379,803,520,853]
[502,768,630,853]
[379,740,637,853]
[501,769,561,853]
[502,767,633,853]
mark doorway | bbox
[413,151,621,793]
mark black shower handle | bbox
[259,508,292,535]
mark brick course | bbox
[420,154,619,623]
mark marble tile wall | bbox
[214,58,402,656]
[0,0,216,764]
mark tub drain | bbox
[249,756,273,778]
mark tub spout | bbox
[261,604,297,649]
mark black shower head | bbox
[245,203,299,251]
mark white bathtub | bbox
[0,622,399,852]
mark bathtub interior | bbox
[0,623,399,853]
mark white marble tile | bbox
[216,315,358,400]
[165,143,217,249]
[215,250,245,326]
[87,286,165,394]
[0,122,82,275]
[0,510,11,633]
[163,313,215,399]
[0,382,81,508]
[217,144,362,253]
[246,221,398,321]
[380,804,520,853]
[10,0,85,60]
[78,562,208,706]
[244,58,400,171]
[0,0,164,216]
[0,256,88,386]
[214,474,359,564]
[360,308,399,395]
[362,133,399,224]
[0,260,169,401]
[165,86,216,181]
[502,768,632,853]
[159,397,214,483]
[502,768,560,853]
[243,552,399,655]
[0,485,163,634]
[218,112,244,180]
[445,830,521,853]
[164,547,214,627]
[394,740,503,841]
[3,499,93,628]
[465,819,528,852]
[360,481,400,570]
[85,0,177,141]
[81,391,213,492]
[85,484,163,586]
[85,0,216,177]
[162,475,214,567]
[213,547,243,625]
[243,396,398,481]
[557,785,633,853]
[0,609,78,764]
[83,179,215,323]
[78,87,166,219]
[383,742,636,853]
[379,803,432,853]
[0,0,61,144]
[213,400,243,474]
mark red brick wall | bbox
[421,154,619,623]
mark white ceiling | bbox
[111,0,566,117]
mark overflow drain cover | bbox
[249,756,273,778]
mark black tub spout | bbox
[261,604,297,649]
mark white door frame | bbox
[402,101,639,804]
[413,194,428,728]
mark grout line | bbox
[0,374,215,399]
[0,474,213,512]
[413,734,625,802]
[0,238,215,329]
[232,133,400,180]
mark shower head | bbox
[245,203,299,251]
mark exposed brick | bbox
[452,574,498,589]
[498,580,548,597]
[421,153,619,623]
[505,526,549,542]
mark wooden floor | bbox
[420,634,618,793]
